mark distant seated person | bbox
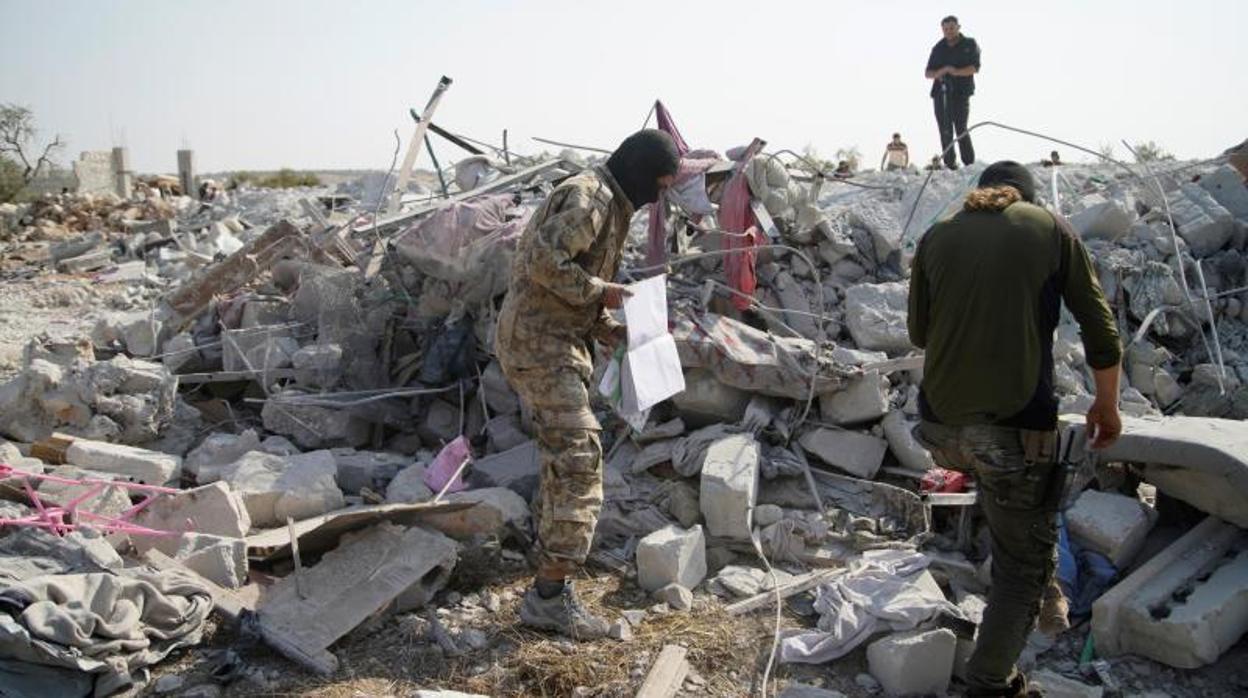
[881,133,911,171]
[1041,150,1062,167]
[925,155,943,171]
[834,160,854,179]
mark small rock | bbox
[483,593,501,613]
[855,673,881,694]
[178,685,223,698]
[609,620,632,641]
[622,609,647,627]
[459,628,490,650]
[154,675,184,693]
[753,503,784,527]
[445,591,463,606]
[654,583,693,611]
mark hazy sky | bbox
[2,0,1244,174]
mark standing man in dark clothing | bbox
[926,15,980,169]
[908,162,1123,697]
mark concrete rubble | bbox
[1,111,1246,697]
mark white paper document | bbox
[620,274,685,412]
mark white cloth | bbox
[779,549,961,664]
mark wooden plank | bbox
[30,434,75,465]
[725,569,841,617]
[635,644,689,698]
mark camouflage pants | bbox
[915,421,1060,693]
[499,362,603,579]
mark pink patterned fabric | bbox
[646,100,691,267]
[721,138,766,311]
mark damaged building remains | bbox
[1,82,1248,697]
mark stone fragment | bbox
[1198,164,1248,219]
[1070,194,1136,240]
[134,482,251,539]
[471,440,538,499]
[221,325,296,372]
[480,360,521,416]
[35,466,131,519]
[1092,516,1248,668]
[1065,489,1156,569]
[1168,183,1235,258]
[291,343,342,390]
[417,399,461,445]
[699,434,760,540]
[331,448,409,495]
[798,428,887,479]
[261,392,371,449]
[819,371,889,425]
[608,619,632,641]
[654,583,693,611]
[185,429,263,483]
[385,462,432,504]
[483,415,527,453]
[636,524,707,592]
[882,410,935,472]
[154,675,185,694]
[161,332,202,374]
[866,628,956,696]
[421,487,531,539]
[1028,669,1104,698]
[220,450,344,528]
[671,368,751,427]
[151,533,248,588]
[64,439,181,484]
[844,281,911,353]
[753,503,784,528]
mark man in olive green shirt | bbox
[907,161,1123,697]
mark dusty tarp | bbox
[672,311,849,399]
[394,193,531,306]
[779,549,962,663]
[0,569,212,695]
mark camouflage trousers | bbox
[915,421,1060,693]
[499,362,603,579]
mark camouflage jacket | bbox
[496,166,635,375]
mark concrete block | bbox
[866,628,956,696]
[221,450,344,528]
[819,371,889,425]
[636,524,708,592]
[35,466,131,519]
[699,434,760,540]
[1092,516,1248,668]
[471,440,538,500]
[161,332,202,374]
[654,583,693,611]
[419,487,531,539]
[291,343,342,390]
[240,298,291,329]
[1198,164,1248,219]
[221,325,294,372]
[798,428,887,479]
[483,415,528,453]
[417,399,461,445]
[134,481,251,540]
[480,361,520,416]
[153,533,248,589]
[844,281,912,353]
[1168,184,1235,258]
[64,439,181,485]
[882,410,935,472]
[1070,194,1136,240]
[671,368,751,427]
[1065,489,1156,568]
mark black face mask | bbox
[605,129,680,209]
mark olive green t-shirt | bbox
[907,201,1122,428]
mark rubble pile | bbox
[0,115,1246,696]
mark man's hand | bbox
[1085,397,1122,450]
[602,282,633,310]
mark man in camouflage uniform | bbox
[496,130,679,639]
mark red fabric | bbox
[920,467,970,493]
[646,100,691,267]
[721,138,766,311]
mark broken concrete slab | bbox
[882,410,934,472]
[483,415,527,453]
[258,522,457,675]
[149,533,248,589]
[866,628,956,696]
[1092,516,1248,668]
[385,462,432,504]
[1075,415,1248,527]
[1198,164,1248,220]
[844,281,912,353]
[419,487,530,539]
[470,440,538,500]
[480,360,520,416]
[133,481,251,540]
[671,368,751,427]
[819,371,889,425]
[699,434,760,540]
[417,399,461,445]
[1065,489,1156,569]
[799,428,887,480]
[291,343,343,390]
[185,430,263,483]
[222,327,299,372]
[636,524,707,592]
[261,393,372,450]
[331,448,409,495]
[1070,194,1136,240]
[64,439,181,485]
[220,450,344,528]
[1167,183,1235,258]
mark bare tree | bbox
[0,104,64,184]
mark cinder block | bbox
[699,435,760,540]
[636,524,707,592]
[1092,516,1248,668]
[1065,489,1156,568]
[819,371,889,425]
[866,628,956,696]
[64,439,181,485]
